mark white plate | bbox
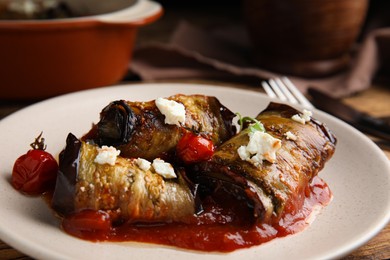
[0,83,389,260]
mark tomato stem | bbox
[30,132,47,150]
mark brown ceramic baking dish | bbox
[0,0,163,99]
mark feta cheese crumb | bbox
[238,131,282,165]
[237,145,250,161]
[152,158,177,179]
[136,158,151,171]
[155,97,186,126]
[94,146,120,166]
[284,131,298,141]
[291,109,312,124]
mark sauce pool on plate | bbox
[60,176,331,252]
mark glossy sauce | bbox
[61,176,332,252]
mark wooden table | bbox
[0,2,389,259]
[341,85,390,259]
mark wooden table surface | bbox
[0,2,389,259]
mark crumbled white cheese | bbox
[292,109,312,124]
[238,131,281,165]
[284,131,298,141]
[94,146,120,166]
[291,114,305,124]
[136,158,151,171]
[155,97,186,126]
[237,146,250,161]
[152,158,177,179]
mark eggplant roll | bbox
[192,103,337,223]
[83,94,236,160]
[52,133,195,222]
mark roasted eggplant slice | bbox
[83,94,236,161]
[192,103,337,223]
[52,133,195,223]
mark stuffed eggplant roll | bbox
[52,133,195,223]
[83,94,236,160]
[192,103,336,223]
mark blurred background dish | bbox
[0,0,163,99]
[242,0,369,78]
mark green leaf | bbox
[236,113,265,133]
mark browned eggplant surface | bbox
[52,133,195,223]
[83,95,236,161]
[192,103,337,223]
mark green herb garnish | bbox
[236,113,265,133]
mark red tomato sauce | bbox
[60,176,332,252]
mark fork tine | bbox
[261,81,277,99]
[261,77,315,109]
[268,79,287,101]
[281,77,314,109]
[274,78,298,105]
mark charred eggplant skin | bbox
[192,102,337,223]
[96,100,137,147]
[83,95,236,160]
[52,133,81,216]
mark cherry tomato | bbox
[62,210,111,241]
[176,131,215,164]
[12,133,58,195]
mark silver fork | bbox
[261,77,314,109]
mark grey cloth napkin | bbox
[130,21,390,97]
